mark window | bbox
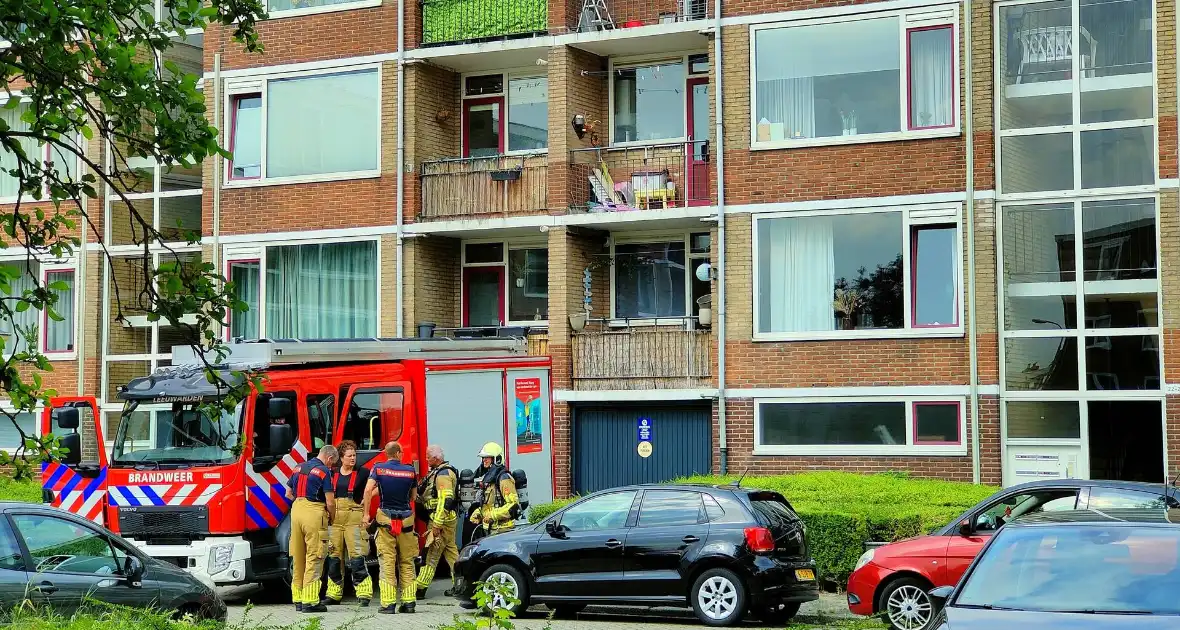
[226,69,379,183]
[755,208,960,338]
[224,240,378,340]
[756,398,966,454]
[462,74,549,156]
[612,62,686,144]
[267,0,371,14]
[0,412,35,452]
[227,259,260,340]
[997,0,1154,194]
[752,9,957,148]
[973,490,1079,532]
[305,394,335,450]
[557,491,637,531]
[11,514,120,575]
[1001,198,1159,392]
[343,389,403,452]
[1005,401,1082,439]
[0,517,22,571]
[1089,487,1177,510]
[0,261,77,357]
[610,233,711,321]
[462,241,548,326]
[0,100,82,198]
[637,490,705,527]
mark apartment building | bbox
[6,0,1176,498]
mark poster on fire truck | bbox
[515,377,543,454]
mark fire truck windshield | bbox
[111,401,243,468]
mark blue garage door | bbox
[574,405,712,495]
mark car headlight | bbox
[208,544,234,575]
[853,548,875,572]
[458,543,478,563]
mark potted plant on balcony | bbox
[833,288,861,331]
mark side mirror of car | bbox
[958,519,972,537]
[124,555,144,588]
[269,424,294,457]
[52,407,80,430]
[59,433,81,466]
[929,585,954,608]
[268,397,292,420]
[545,520,563,538]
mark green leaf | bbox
[3,98,20,110]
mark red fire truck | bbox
[40,338,555,587]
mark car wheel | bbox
[548,603,586,618]
[752,601,800,624]
[478,564,529,617]
[880,577,935,630]
[691,568,746,627]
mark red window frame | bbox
[41,268,75,355]
[912,401,962,446]
[910,224,959,328]
[225,257,261,340]
[462,96,506,158]
[228,94,262,181]
[905,24,956,131]
[462,266,505,327]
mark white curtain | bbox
[45,270,75,352]
[265,241,377,339]
[0,104,35,198]
[760,217,835,333]
[756,78,816,139]
[266,70,379,178]
[909,28,954,128]
[229,262,260,340]
[3,262,37,353]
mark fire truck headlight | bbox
[208,544,234,575]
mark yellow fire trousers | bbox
[325,498,373,602]
[289,498,328,605]
[375,511,418,607]
[415,520,459,590]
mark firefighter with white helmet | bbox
[469,442,520,540]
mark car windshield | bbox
[112,401,243,467]
[956,523,1180,615]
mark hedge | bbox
[421,0,547,45]
[528,472,998,587]
[0,478,41,503]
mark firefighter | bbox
[469,442,519,540]
[285,444,338,613]
[363,441,418,614]
[414,444,459,599]
[325,440,373,607]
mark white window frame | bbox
[993,0,1159,200]
[607,52,707,148]
[220,235,383,340]
[996,194,1163,397]
[751,203,964,342]
[0,406,40,454]
[754,396,969,456]
[222,64,383,189]
[0,255,79,361]
[460,238,550,327]
[460,69,551,157]
[0,95,86,205]
[260,0,382,20]
[748,5,962,150]
[607,231,711,326]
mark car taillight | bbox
[744,526,774,553]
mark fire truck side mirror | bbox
[267,397,293,421]
[59,433,81,466]
[52,407,80,430]
[268,424,294,456]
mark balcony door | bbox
[463,267,504,327]
[463,97,504,158]
[685,77,709,206]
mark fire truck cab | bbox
[41,338,554,588]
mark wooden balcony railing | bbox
[419,154,548,221]
[571,320,711,390]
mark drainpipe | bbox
[712,0,728,475]
[963,3,980,484]
[212,54,223,329]
[77,162,87,396]
[395,0,406,337]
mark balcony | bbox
[420,0,548,47]
[569,0,711,32]
[569,141,710,214]
[571,319,711,390]
[419,154,549,221]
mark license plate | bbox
[795,569,815,581]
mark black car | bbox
[0,502,225,620]
[453,483,819,627]
[925,508,1180,630]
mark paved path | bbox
[221,583,863,630]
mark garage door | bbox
[574,404,712,495]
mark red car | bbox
[846,479,1180,630]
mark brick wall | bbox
[403,235,461,331]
